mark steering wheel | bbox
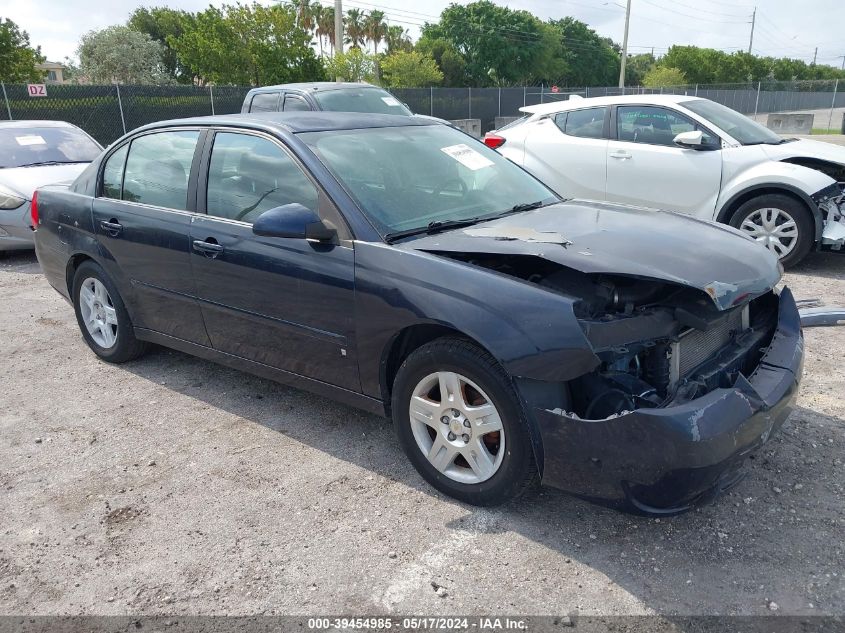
[432,178,468,197]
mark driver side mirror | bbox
[252,203,339,245]
[673,130,717,151]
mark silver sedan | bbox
[0,120,101,253]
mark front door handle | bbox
[609,150,632,160]
[100,219,123,236]
[193,239,224,258]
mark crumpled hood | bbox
[763,138,845,166]
[0,163,89,200]
[403,201,781,311]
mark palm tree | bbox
[317,6,336,55]
[385,25,411,54]
[291,0,315,33]
[311,3,324,57]
[345,8,365,50]
[364,10,387,56]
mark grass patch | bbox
[811,128,842,135]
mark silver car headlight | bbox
[0,185,26,210]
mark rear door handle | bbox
[609,150,632,160]
[100,219,123,236]
[192,239,224,258]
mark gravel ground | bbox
[1,249,843,618]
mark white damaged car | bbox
[485,95,845,267]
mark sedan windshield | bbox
[681,99,784,145]
[0,126,102,168]
[312,88,413,116]
[301,124,559,237]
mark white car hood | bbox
[763,138,845,166]
[0,163,89,200]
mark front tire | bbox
[391,337,538,506]
[72,261,148,363]
[729,194,814,267]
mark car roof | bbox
[133,111,438,135]
[0,120,78,129]
[246,82,383,94]
[520,94,701,116]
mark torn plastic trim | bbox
[800,307,845,327]
[815,184,845,250]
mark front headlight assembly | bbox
[0,185,26,210]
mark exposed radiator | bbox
[671,305,749,383]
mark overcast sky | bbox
[1,0,843,69]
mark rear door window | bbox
[564,107,607,139]
[249,92,280,113]
[283,95,311,112]
[122,131,199,210]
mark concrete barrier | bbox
[449,119,482,138]
[494,116,522,130]
[766,112,814,134]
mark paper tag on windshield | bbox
[381,96,402,106]
[16,135,46,146]
[440,144,494,171]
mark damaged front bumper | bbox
[532,287,803,515]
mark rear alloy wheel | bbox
[72,261,148,363]
[730,194,814,267]
[392,337,538,506]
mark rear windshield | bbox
[312,88,413,116]
[0,126,102,168]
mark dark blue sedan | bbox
[32,112,802,514]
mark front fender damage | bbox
[530,287,803,515]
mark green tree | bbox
[325,47,375,82]
[0,18,45,82]
[422,1,562,86]
[77,26,168,84]
[547,17,618,86]
[169,3,324,85]
[364,10,387,55]
[128,7,196,83]
[381,51,443,87]
[316,5,337,55]
[345,8,365,49]
[385,25,412,54]
[642,66,687,88]
[415,36,465,86]
[623,53,655,86]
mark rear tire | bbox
[391,337,538,506]
[729,194,814,268]
[72,261,148,363]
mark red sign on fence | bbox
[27,84,47,97]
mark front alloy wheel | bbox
[409,371,505,484]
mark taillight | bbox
[30,190,39,229]
[483,134,506,149]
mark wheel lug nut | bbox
[463,419,471,428]
[462,434,470,442]
[448,432,456,441]
[440,416,450,424]
[451,409,460,417]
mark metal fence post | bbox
[754,81,761,120]
[523,86,526,107]
[468,87,472,119]
[115,84,127,135]
[498,87,501,117]
[694,84,699,97]
[430,86,433,117]
[1,82,11,120]
[209,85,215,115]
[828,79,839,132]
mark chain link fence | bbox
[1,80,842,142]
[0,83,251,146]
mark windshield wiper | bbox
[384,217,485,243]
[505,200,548,214]
[17,160,89,168]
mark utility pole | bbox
[748,6,756,54]
[618,0,632,88]
[812,47,817,65]
[334,0,343,82]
